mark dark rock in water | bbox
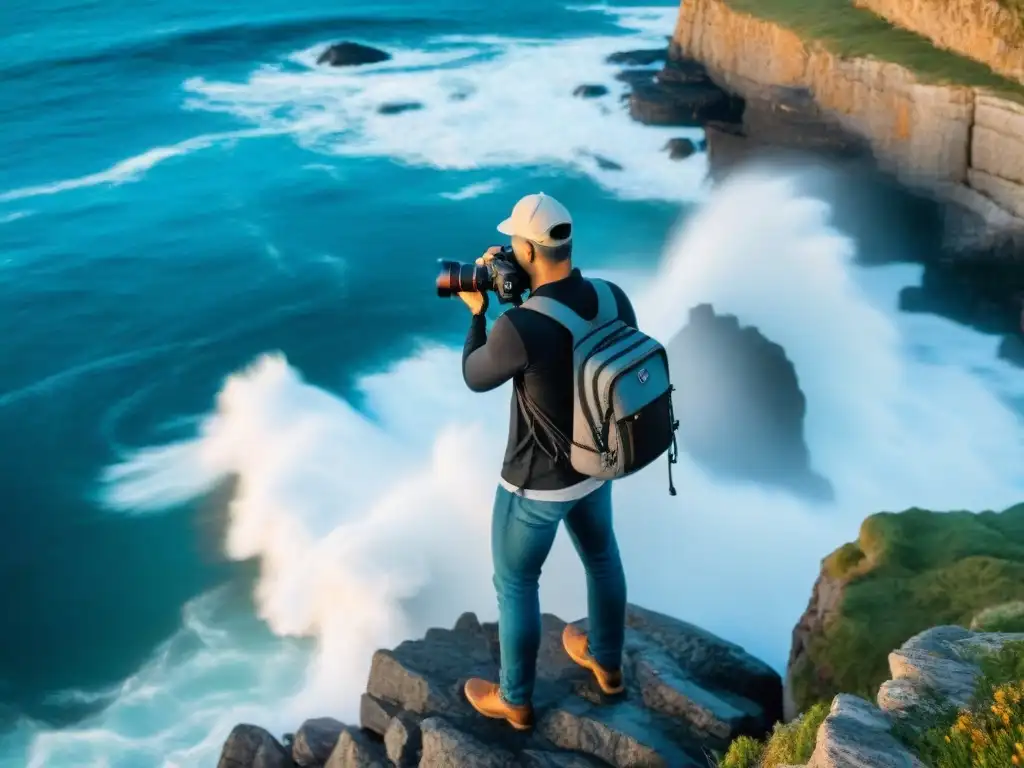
[572,84,608,98]
[606,48,666,66]
[697,137,708,151]
[664,137,698,160]
[669,304,832,501]
[656,58,711,86]
[898,253,1024,335]
[219,604,782,767]
[593,155,623,171]
[614,68,658,87]
[629,81,742,127]
[998,333,1024,366]
[317,42,391,67]
[293,717,345,766]
[217,724,292,768]
[377,101,422,116]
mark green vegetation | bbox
[895,641,1024,767]
[721,642,1024,768]
[721,0,1024,99]
[971,601,1024,633]
[791,503,1024,713]
[717,702,830,768]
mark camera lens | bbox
[435,260,489,297]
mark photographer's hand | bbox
[457,246,502,316]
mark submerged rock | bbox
[572,84,609,99]
[377,101,422,116]
[317,42,391,67]
[664,137,698,160]
[606,48,667,66]
[218,605,783,767]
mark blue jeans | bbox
[491,482,627,706]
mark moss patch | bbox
[718,702,830,768]
[721,0,1024,100]
[792,504,1024,712]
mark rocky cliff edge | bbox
[217,605,783,768]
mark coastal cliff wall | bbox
[672,0,1024,229]
[852,0,1024,84]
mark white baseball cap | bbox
[496,193,573,246]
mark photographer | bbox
[456,193,638,730]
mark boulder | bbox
[377,102,422,116]
[663,137,698,160]
[572,84,608,99]
[317,42,391,67]
[294,718,345,766]
[217,724,293,768]
[668,304,831,500]
[324,728,388,768]
[656,58,712,86]
[606,48,666,66]
[806,695,926,768]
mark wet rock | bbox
[377,101,422,116]
[572,84,608,98]
[606,48,666,66]
[614,68,659,87]
[217,724,293,768]
[656,58,712,86]
[664,137,697,160]
[668,304,832,501]
[316,42,391,67]
[293,717,344,766]
[629,81,742,127]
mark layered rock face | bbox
[218,605,783,768]
[851,0,1024,84]
[806,626,1024,768]
[671,0,1024,230]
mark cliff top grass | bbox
[722,0,1024,101]
[790,503,1024,712]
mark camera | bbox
[435,246,530,306]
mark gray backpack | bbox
[516,278,680,495]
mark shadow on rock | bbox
[669,304,833,502]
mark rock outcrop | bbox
[801,626,1024,768]
[316,42,391,67]
[218,605,783,768]
[669,304,832,501]
[784,504,1024,719]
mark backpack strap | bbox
[520,278,620,340]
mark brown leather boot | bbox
[463,678,535,731]
[562,624,625,695]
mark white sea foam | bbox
[440,178,503,200]
[17,168,1017,768]
[180,7,708,203]
[9,5,1024,768]
[0,129,281,204]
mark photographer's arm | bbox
[462,313,528,393]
